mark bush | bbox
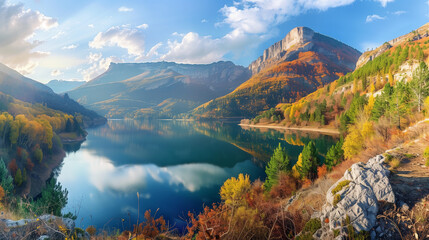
[331,180,351,195]
[424,147,429,167]
[86,226,96,236]
[389,158,401,170]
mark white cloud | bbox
[52,30,65,39]
[79,52,123,80]
[220,0,355,34]
[0,1,58,74]
[89,25,145,60]
[146,42,163,58]
[118,6,133,12]
[51,69,63,77]
[375,0,394,7]
[201,19,207,23]
[137,23,149,29]
[62,44,78,50]
[366,14,385,23]
[88,24,94,28]
[393,10,406,15]
[161,29,259,64]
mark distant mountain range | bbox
[0,63,105,126]
[67,61,251,118]
[193,27,362,118]
[46,80,86,93]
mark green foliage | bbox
[253,108,284,123]
[424,147,429,167]
[325,139,344,171]
[33,147,43,163]
[14,169,23,186]
[296,218,321,240]
[297,141,319,181]
[303,218,322,233]
[265,143,291,190]
[331,180,351,195]
[31,178,68,216]
[410,62,429,112]
[0,158,13,195]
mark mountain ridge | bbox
[193,26,361,118]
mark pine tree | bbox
[0,158,13,195]
[410,62,429,112]
[265,143,291,190]
[297,141,319,181]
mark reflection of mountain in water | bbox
[86,119,337,168]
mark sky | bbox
[1,0,428,83]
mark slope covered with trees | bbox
[193,27,361,119]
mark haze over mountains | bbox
[67,61,251,118]
[0,63,105,126]
[46,80,86,94]
[193,27,361,118]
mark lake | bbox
[57,119,337,232]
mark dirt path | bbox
[239,123,340,135]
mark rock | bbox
[317,154,396,238]
[399,201,409,212]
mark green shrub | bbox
[389,158,401,170]
[331,180,351,195]
[384,153,393,162]
[303,218,322,233]
[424,147,429,167]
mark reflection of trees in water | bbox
[63,142,82,153]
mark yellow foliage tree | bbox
[292,153,303,179]
[364,94,375,115]
[220,174,251,207]
[388,70,394,86]
[424,96,429,116]
[343,112,375,159]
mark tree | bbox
[65,118,73,132]
[0,158,13,195]
[325,139,344,171]
[265,143,291,190]
[14,169,22,186]
[390,81,412,129]
[410,62,429,112]
[220,174,251,207]
[32,178,68,216]
[388,70,394,86]
[297,141,319,181]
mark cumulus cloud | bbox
[62,44,78,50]
[375,0,394,7]
[366,14,385,23]
[137,23,149,29]
[79,52,122,80]
[118,6,133,12]
[51,69,62,77]
[88,24,94,28]
[220,0,355,34]
[0,1,58,74]
[146,42,163,58]
[160,0,355,63]
[89,25,145,60]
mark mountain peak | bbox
[248,26,360,75]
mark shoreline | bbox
[239,123,341,135]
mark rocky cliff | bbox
[356,23,429,69]
[248,27,361,75]
[313,155,395,239]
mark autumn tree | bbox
[265,143,291,191]
[14,169,22,186]
[220,174,251,207]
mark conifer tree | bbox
[265,143,291,190]
[297,141,319,181]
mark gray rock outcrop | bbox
[314,155,395,239]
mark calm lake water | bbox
[57,119,337,232]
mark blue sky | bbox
[1,0,428,83]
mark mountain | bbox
[193,27,361,118]
[0,63,105,127]
[66,61,251,118]
[46,79,86,93]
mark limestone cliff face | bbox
[248,27,361,75]
[249,27,315,74]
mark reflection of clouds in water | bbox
[75,149,247,194]
[162,164,228,192]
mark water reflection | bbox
[57,119,337,231]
